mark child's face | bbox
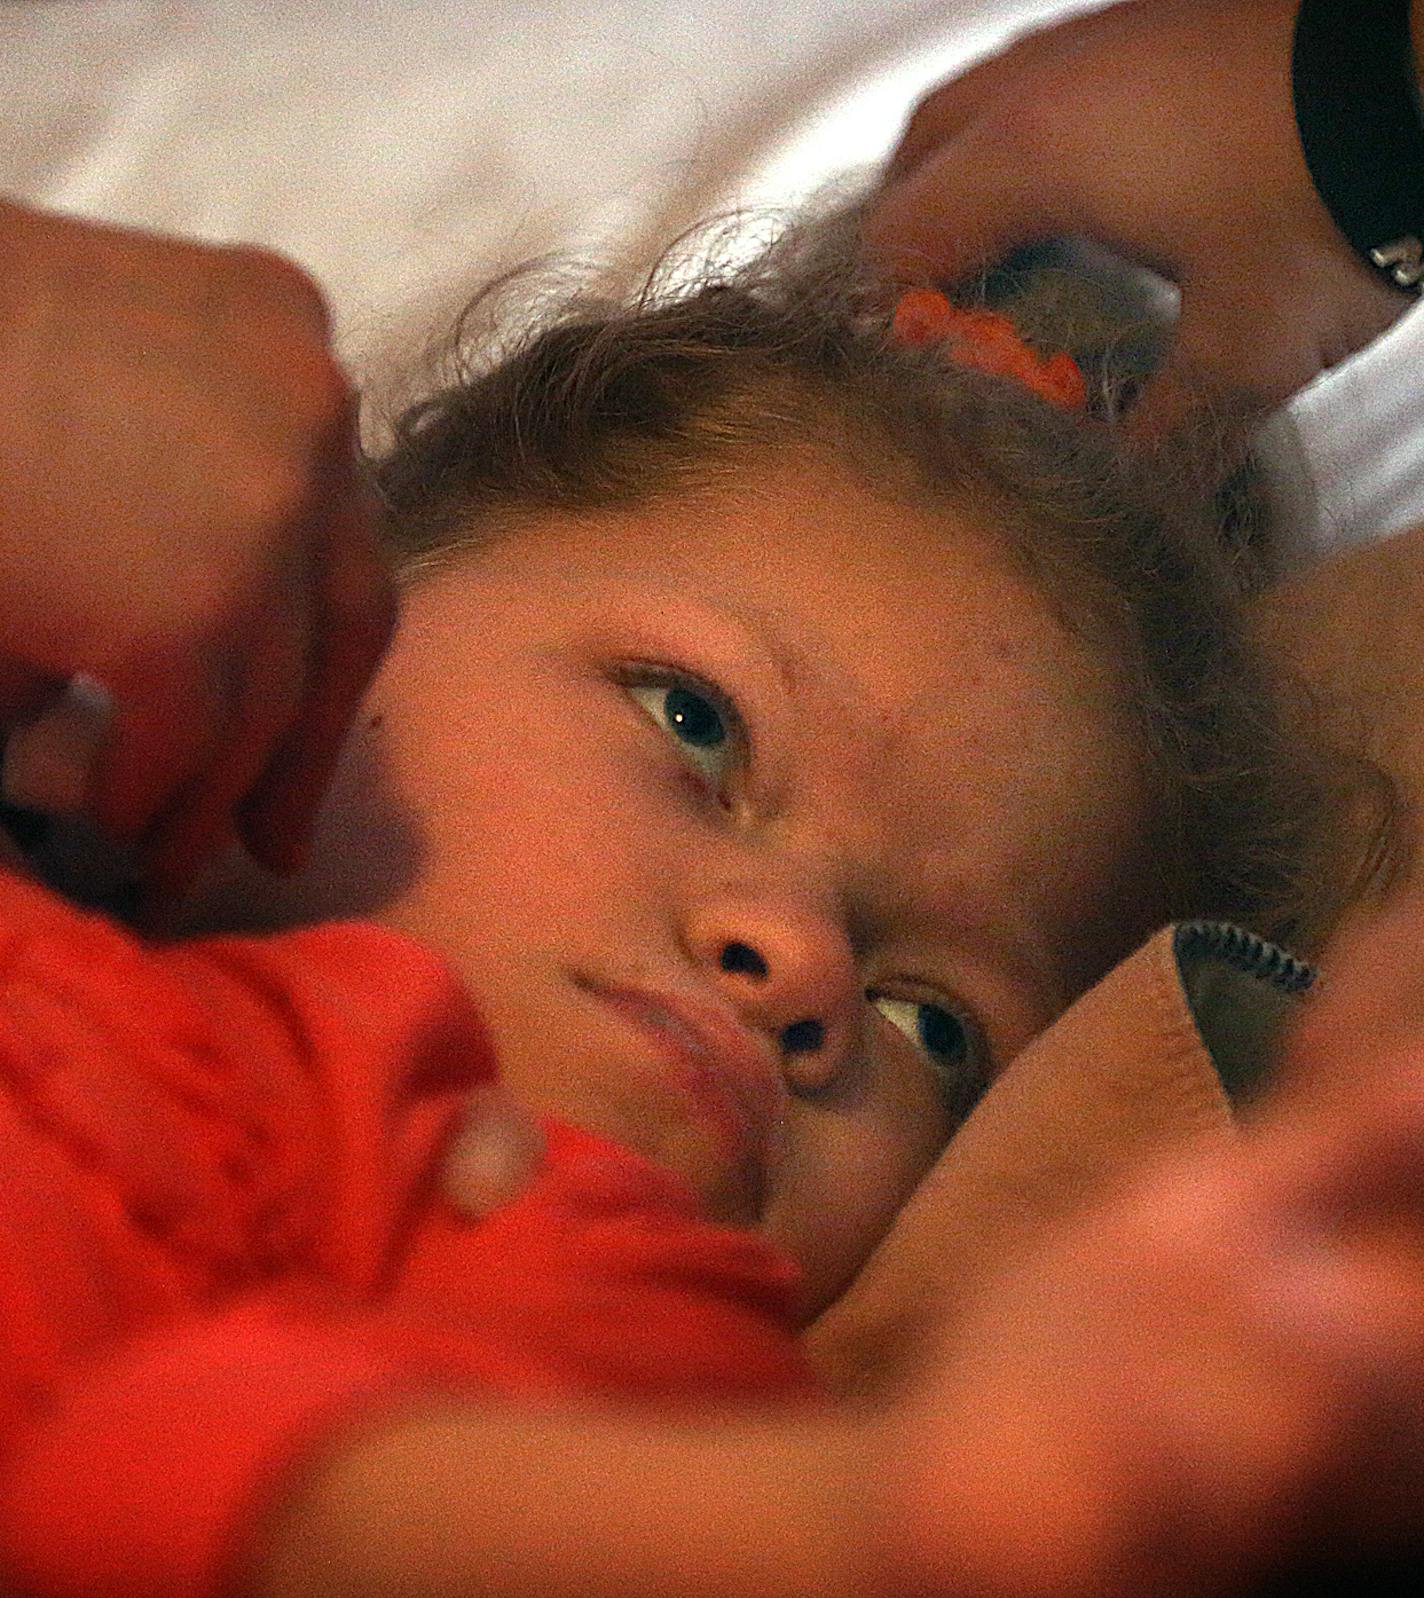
[278,453,1152,1317]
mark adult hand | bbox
[883,890,1424,1598]
[0,199,395,897]
[864,0,1416,438]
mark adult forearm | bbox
[252,1403,878,1598]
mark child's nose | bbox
[683,887,860,1095]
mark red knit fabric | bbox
[0,866,814,1598]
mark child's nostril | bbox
[780,1019,824,1054]
[719,941,768,978]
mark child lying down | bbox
[0,207,1418,1598]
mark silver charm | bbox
[1369,235,1424,290]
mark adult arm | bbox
[864,0,1423,437]
[2,853,1421,1597]
[253,908,1424,1598]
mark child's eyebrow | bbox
[670,595,1083,1054]
[703,594,852,715]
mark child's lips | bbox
[579,977,782,1173]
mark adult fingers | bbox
[441,1085,548,1220]
[83,480,310,854]
[1279,889,1424,1110]
[85,625,237,858]
[1124,249,1408,445]
[1120,290,1314,448]
[235,476,396,875]
[1244,1059,1424,1231]
[138,588,309,901]
[864,124,1066,287]
[0,660,66,733]
[216,242,335,340]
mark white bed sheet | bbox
[1,0,1419,556]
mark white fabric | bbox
[1,0,1420,555]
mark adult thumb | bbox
[862,132,1058,288]
[1120,361,1207,449]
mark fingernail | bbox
[441,1086,545,1219]
[2,674,113,813]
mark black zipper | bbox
[1173,920,1317,996]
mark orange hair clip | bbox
[891,288,1087,412]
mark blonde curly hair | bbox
[368,206,1399,957]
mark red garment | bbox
[0,866,814,1598]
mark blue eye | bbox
[662,686,726,748]
[873,996,967,1064]
[625,673,739,789]
[872,994,986,1118]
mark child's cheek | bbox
[672,763,720,811]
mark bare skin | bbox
[864,0,1422,438]
[6,39,1424,1584]
[1256,517,1424,910]
[254,887,1424,1598]
[0,200,395,895]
